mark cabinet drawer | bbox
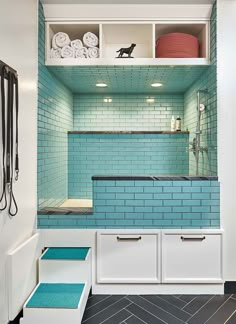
[97,233,160,283]
[162,233,223,283]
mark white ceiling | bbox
[41,0,214,4]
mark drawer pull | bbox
[181,236,206,241]
[117,236,142,241]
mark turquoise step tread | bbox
[42,247,90,260]
[26,283,85,309]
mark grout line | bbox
[153,295,192,316]
[186,295,215,322]
[99,301,133,324]
[86,295,112,309]
[181,296,198,310]
[140,295,187,323]
[174,295,188,305]
[186,295,232,323]
[83,296,128,322]
[125,309,148,324]
[224,309,236,324]
[204,296,235,324]
[125,296,168,324]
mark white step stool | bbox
[20,247,91,324]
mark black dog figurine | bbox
[116,43,136,58]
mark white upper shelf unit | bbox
[46,21,210,66]
[44,3,212,66]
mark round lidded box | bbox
[156,33,200,58]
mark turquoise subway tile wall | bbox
[68,134,189,199]
[38,179,220,229]
[184,2,217,175]
[73,94,184,131]
[70,94,188,198]
[38,2,73,209]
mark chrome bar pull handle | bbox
[181,236,206,241]
[117,236,142,241]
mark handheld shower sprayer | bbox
[195,89,209,175]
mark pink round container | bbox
[156,33,200,58]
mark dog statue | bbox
[116,43,136,58]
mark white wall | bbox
[0,0,38,323]
[218,0,236,281]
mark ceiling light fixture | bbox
[96,83,107,87]
[104,98,112,103]
[151,83,163,88]
[146,98,155,103]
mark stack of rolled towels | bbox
[50,32,99,59]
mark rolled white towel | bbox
[83,32,99,48]
[87,47,99,58]
[71,39,83,50]
[52,32,71,49]
[61,45,75,58]
[50,48,62,58]
[75,47,88,58]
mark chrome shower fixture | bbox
[197,89,208,111]
[195,88,209,175]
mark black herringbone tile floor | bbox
[82,294,236,324]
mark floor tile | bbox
[178,295,198,304]
[101,308,131,324]
[187,295,231,324]
[126,295,185,324]
[81,294,236,324]
[158,295,188,309]
[126,303,166,324]
[182,295,213,315]
[141,295,191,322]
[125,314,148,324]
[225,310,236,323]
[82,297,131,324]
[85,295,111,309]
[82,295,126,322]
[205,297,236,324]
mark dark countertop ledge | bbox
[92,175,218,181]
[69,131,189,134]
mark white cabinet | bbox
[162,231,223,283]
[97,232,160,283]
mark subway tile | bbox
[135,193,153,200]
[172,220,192,226]
[125,213,144,219]
[164,213,182,219]
[105,200,125,206]
[192,206,211,213]
[116,193,135,200]
[173,206,191,213]
[96,193,116,200]
[115,206,134,213]
[106,212,125,219]
[164,200,182,206]
[125,199,144,206]
[192,193,211,200]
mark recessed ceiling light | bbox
[151,83,163,88]
[96,83,107,87]
[146,98,155,103]
[104,98,112,103]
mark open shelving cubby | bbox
[46,22,100,59]
[101,23,153,59]
[45,20,210,66]
[155,21,209,59]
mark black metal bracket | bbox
[0,60,18,80]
